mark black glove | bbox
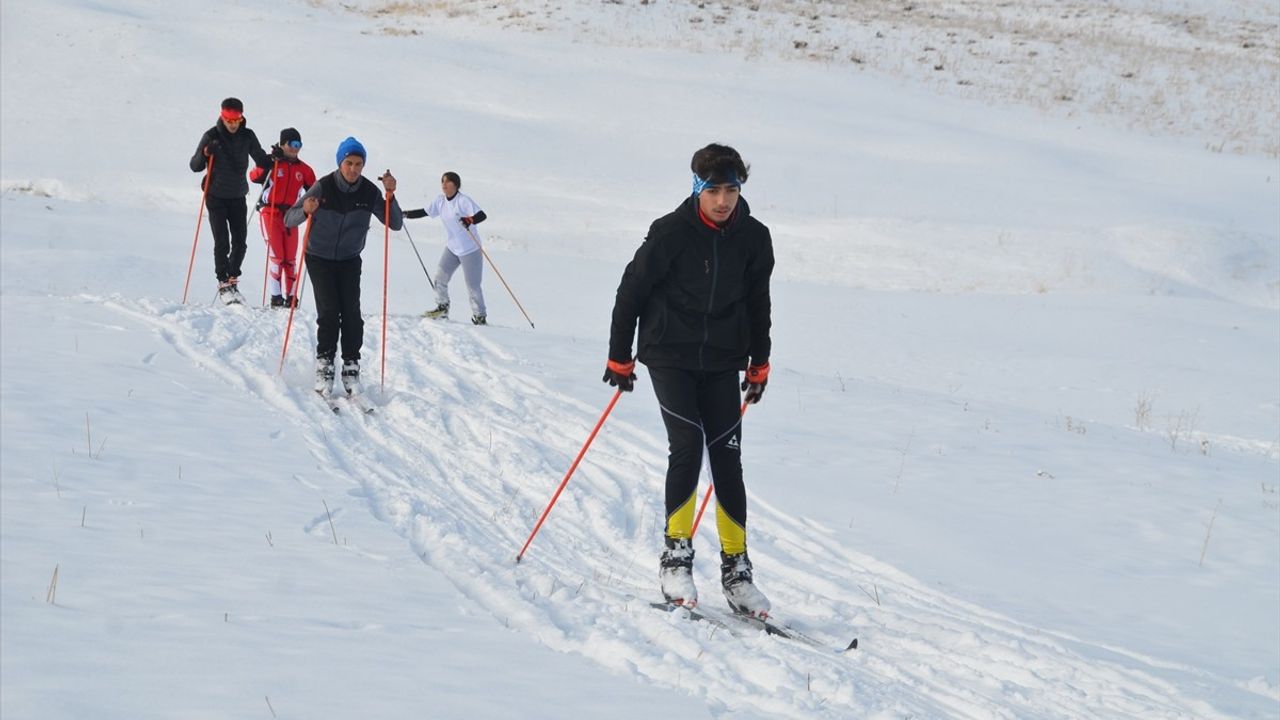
[270,144,286,161]
[460,215,475,228]
[602,359,636,392]
[741,362,770,404]
[203,139,221,157]
[404,208,428,219]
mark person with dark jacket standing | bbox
[606,143,775,618]
[189,97,271,303]
[284,137,402,397]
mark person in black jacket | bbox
[189,97,271,303]
[605,143,775,617]
[284,137,402,397]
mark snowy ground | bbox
[2,1,1278,719]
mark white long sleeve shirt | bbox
[426,191,483,256]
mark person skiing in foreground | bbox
[188,97,271,304]
[250,128,316,308]
[605,143,775,618]
[284,137,401,398]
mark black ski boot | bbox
[659,537,698,608]
[721,550,770,618]
[315,355,335,395]
[341,359,360,395]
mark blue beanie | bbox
[335,136,366,166]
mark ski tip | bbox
[845,637,859,651]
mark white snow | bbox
[2,1,1277,718]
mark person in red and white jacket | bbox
[250,128,316,307]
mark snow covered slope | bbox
[2,1,1277,718]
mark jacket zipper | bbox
[699,230,722,370]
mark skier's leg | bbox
[335,256,364,363]
[226,197,249,280]
[433,249,460,308]
[698,369,769,616]
[264,210,286,298]
[206,197,232,283]
[460,250,486,317]
[649,367,705,540]
[281,221,299,299]
[306,255,340,360]
[698,369,747,554]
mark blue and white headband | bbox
[691,172,743,197]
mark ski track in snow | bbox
[99,293,1241,719]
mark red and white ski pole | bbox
[516,389,623,562]
[182,154,214,304]
[277,216,314,375]
[465,224,535,329]
[259,159,278,306]
[380,187,392,393]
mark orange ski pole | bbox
[259,159,277,306]
[689,400,750,539]
[465,224,534,329]
[277,215,314,375]
[380,189,392,393]
[259,211,269,305]
[516,389,623,562]
[182,154,214,304]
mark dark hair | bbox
[690,143,749,184]
[220,97,244,112]
[442,171,462,189]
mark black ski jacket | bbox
[189,120,270,199]
[610,195,774,372]
[284,172,403,261]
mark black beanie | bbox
[279,128,302,145]
[221,97,244,112]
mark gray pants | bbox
[434,249,486,316]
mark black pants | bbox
[205,195,248,283]
[306,254,363,362]
[648,366,747,550]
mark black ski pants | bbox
[205,195,248,283]
[648,366,747,552]
[306,254,363,362]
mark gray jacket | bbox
[285,171,403,261]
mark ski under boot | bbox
[721,550,770,619]
[659,537,698,608]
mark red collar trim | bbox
[697,206,734,230]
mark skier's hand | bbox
[378,170,396,194]
[460,215,476,228]
[602,358,637,392]
[270,144,286,161]
[741,361,770,404]
[203,140,221,157]
[302,196,320,216]
[404,208,428,219]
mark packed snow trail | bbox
[103,295,1241,719]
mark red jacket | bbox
[251,158,316,211]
